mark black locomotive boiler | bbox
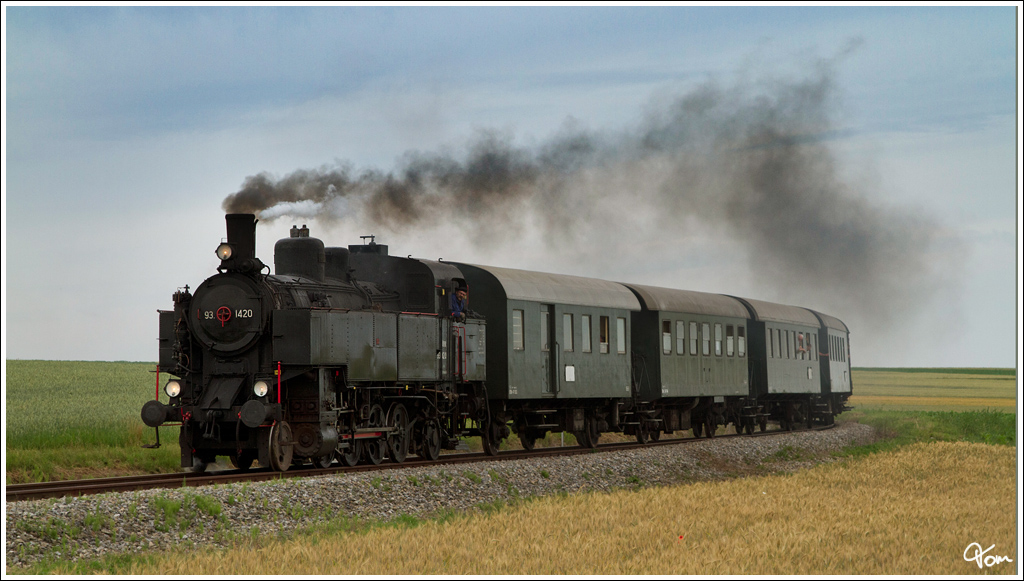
[142,214,852,472]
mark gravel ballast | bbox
[6,422,876,568]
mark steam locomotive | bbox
[142,214,852,472]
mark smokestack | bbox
[225,214,258,263]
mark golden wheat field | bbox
[849,370,1016,411]
[115,441,1015,576]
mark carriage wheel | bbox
[482,419,502,456]
[636,419,651,444]
[519,429,538,451]
[578,415,600,448]
[692,420,703,438]
[589,415,602,447]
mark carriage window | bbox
[599,316,610,354]
[702,323,711,356]
[768,328,774,358]
[512,310,524,351]
[689,322,698,355]
[662,321,672,355]
[726,325,734,356]
[738,326,746,357]
[676,321,685,355]
[541,309,549,352]
[581,315,592,353]
[785,330,791,359]
[797,333,805,360]
[714,323,723,356]
[616,317,627,353]
[563,313,574,352]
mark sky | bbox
[3,5,1021,368]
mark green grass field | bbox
[5,360,180,482]
[4,362,1018,484]
[853,367,1015,376]
[849,368,1017,412]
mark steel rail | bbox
[6,423,833,502]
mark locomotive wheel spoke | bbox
[315,452,335,469]
[229,451,256,471]
[363,404,385,465]
[387,404,410,464]
[191,456,211,474]
[269,421,294,472]
[363,439,384,465]
[422,419,442,461]
[341,440,361,467]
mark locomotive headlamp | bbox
[215,243,233,260]
[164,380,182,398]
[253,380,270,398]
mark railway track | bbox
[6,424,832,502]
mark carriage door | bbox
[541,305,556,395]
[701,322,712,388]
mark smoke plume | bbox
[223,57,953,328]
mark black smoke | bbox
[222,57,952,328]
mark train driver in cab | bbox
[451,286,469,322]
